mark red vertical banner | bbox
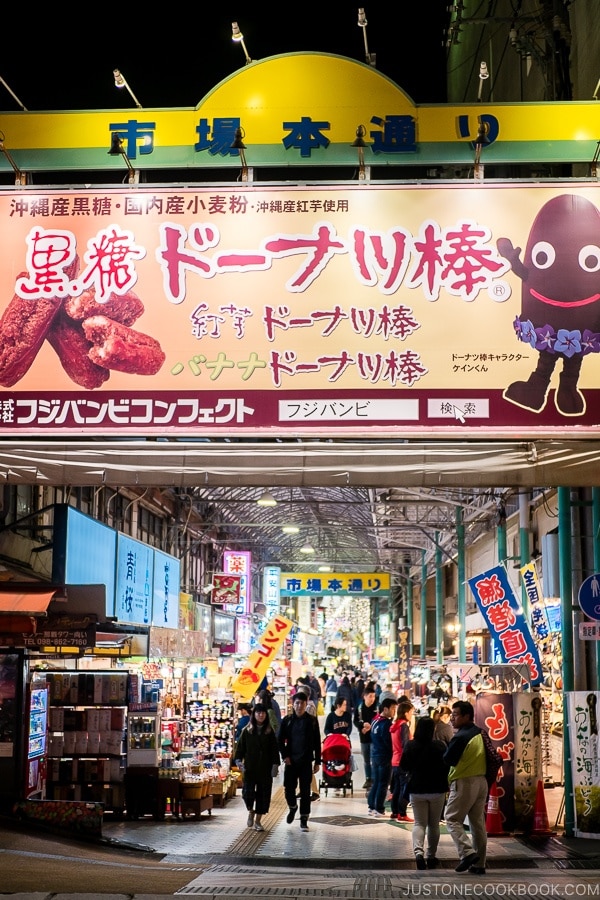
[475,692,515,832]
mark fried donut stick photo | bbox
[82,315,165,376]
[63,288,144,327]
[47,313,110,390]
[0,287,63,386]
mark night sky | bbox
[1,3,448,113]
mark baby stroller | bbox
[319,732,354,797]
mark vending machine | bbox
[24,681,49,799]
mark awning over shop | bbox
[0,588,58,616]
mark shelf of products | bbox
[184,696,234,756]
[45,672,128,813]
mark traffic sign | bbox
[578,574,600,621]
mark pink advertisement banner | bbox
[1,184,599,436]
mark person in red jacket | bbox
[390,700,415,821]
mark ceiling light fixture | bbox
[257,490,277,507]
[300,541,315,554]
[282,523,300,534]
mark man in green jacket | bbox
[443,701,488,875]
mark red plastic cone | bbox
[486,781,507,836]
[530,779,555,835]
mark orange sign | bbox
[231,615,293,700]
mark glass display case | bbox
[25,683,49,799]
[127,707,161,766]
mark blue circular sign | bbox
[578,573,600,621]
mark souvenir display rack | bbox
[45,671,128,814]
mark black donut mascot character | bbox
[497,193,600,416]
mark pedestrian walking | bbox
[443,700,489,874]
[367,696,397,817]
[335,675,355,714]
[279,692,322,832]
[254,688,281,735]
[354,682,378,789]
[433,706,454,745]
[324,696,353,736]
[325,673,338,713]
[294,685,321,799]
[234,703,252,743]
[400,716,449,870]
[234,703,280,832]
[390,699,414,821]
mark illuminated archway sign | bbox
[2,52,597,172]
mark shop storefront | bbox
[0,503,244,823]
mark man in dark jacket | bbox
[367,696,397,817]
[354,682,378,788]
[278,693,322,832]
[306,671,322,705]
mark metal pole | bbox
[519,489,531,618]
[436,532,444,665]
[420,550,427,659]
[558,486,575,837]
[406,574,413,659]
[456,507,466,662]
[497,514,507,566]
[593,487,600,691]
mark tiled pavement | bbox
[102,736,573,869]
[4,746,600,899]
[99,771,600,899]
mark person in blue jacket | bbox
[367,696,397,817]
